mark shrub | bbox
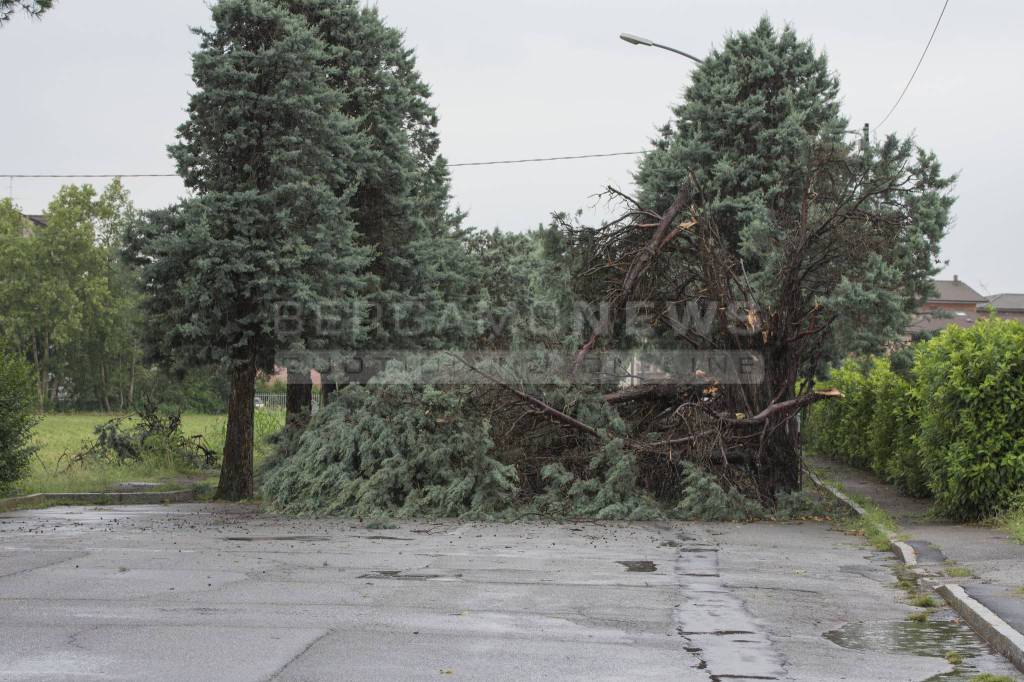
[865,358,926,496]
[805,358,872,466]
[0,352,38,494]
[914,318,1024,520]
[806,355,925,496]
[63,403,217,471]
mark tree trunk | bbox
[754,420,801,500]
[33,353,45,411]
[127,354,136,408]
[753,345,802,500]
[216,359,257,501]
[285,368,313,430]
[100,363,112,413]
[321,380,337,406]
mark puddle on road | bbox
[824,618,1020,681]
[617,560,656,572]
[824,619,984,657]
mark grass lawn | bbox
[13,410,283,496]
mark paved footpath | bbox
[0,503,1020,681]
[813,457,1024,648]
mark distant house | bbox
[907,276,987,335]
[18,213,46,237]
[981,293,1024,323]
[266,366,323,387]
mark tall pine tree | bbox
[133,0,370,499]
[277,0,465,408]
[625,19,953,494]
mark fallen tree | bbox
[261,19,953,516]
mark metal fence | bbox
[254,393,286,410]
[254,391,323,413]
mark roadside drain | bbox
[824,618,1020,680]
[617,560,656,572]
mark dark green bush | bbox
[867,360,926,497]
[0,352,38,494]
[809,318,1024,520]
[806,356,923,495]
[914,318,1024,520]
[805,359,872,466]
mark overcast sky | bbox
[4,0,1021,292]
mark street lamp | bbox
[619,33,703,64]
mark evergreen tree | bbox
[634,19,951,359]
[132,0,371,500]
[276,0,463,407]
[613,19,954,495]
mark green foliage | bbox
[278,0,463,359]
[261,381,518,518]
[63,403,217,471]
[804,359,871,465]
[1003,493,1024,544]
[531,440,662,520]
[633,18,953,363]
[0,351,38,493]
[133,367,231,414]
[0,182,146,412]
[134,0,372,377]
[914,318,1024,521]
[673,463,765,521]
[806,356,925,496]
[868,360,927,497]
[807,318,1024,520]
[0,0,52,25]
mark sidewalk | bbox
[811,456,1024,643]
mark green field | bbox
[14,411,283,496]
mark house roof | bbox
[907,310,977,334]
[984,293,1024,311]
[23,214,47,227]
[929,279,987,304]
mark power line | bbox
[449,150,644,167]
[1,150,648,179]
[876,0,950,129]
[3,173,176,178]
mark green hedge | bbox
[806,317,1024,520]
[0,352,38,494]
[914,318,1024,520]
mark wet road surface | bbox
[0,504,1019,680]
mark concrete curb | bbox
[804,468,918,564]
[0,489,195,512]
[806,466,1024,674]
[936,584,1024,673]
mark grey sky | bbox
[4,1,1021,293]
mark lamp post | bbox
[619,33,703,64]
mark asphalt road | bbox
[0,504,1019,681]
